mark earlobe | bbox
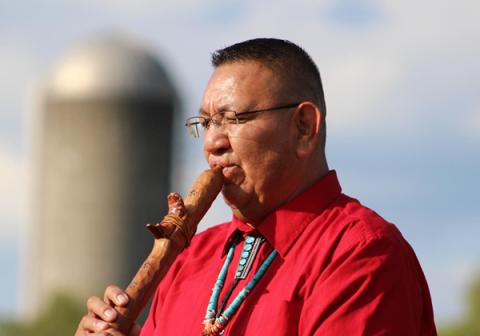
[294,102,322,158]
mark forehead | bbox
[200,61,281,113]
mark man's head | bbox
[198,38,329,223]
[211,38,326,121]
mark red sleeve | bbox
[299,233,436,336]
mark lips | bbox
[209,159,233,170]
[211,162,236,177]
[221,165,237,179]
[209,160,243,184]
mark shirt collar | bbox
[222,170,342,258]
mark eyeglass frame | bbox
[185,102,301,138]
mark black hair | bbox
[211,38,326,116]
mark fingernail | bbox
[96,320,108,329]
[104,308,115,318]
[117,293,128,304]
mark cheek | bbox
[230,121,296,183]
[234,141,286,185]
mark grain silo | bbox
[23,35,178,317]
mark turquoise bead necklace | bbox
[203,234,278,336]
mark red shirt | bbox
[140,171,437,335]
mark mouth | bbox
[221,165,237,179]
[209,159,232,169]
[209,161,242,184]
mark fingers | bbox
[104,328,128,336]
[76,314,111,335]
[103,285,129,307]
[76,286,131,336]
[85,285,129,324]
[86,295,118,322]
[102,324,140,336]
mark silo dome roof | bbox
[46,35,176,101]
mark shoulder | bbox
[300,194,418,274]
[301,194,428,294]
[326,194,408,250]
[326,195,426,284]
[300,196,436,335]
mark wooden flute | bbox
[110,166,224,333]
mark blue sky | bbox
[0,0,479,326]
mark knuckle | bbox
[106,284,120,293]
[80,315,89,325]
[105,285,128,306]
[105,285,121,300]
[86,296,98,308]
[77,315,95,333]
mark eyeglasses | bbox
[185,102,300,138]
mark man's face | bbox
[200,61,301,223]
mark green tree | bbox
[0,292,84,336]
[440,276,480,336]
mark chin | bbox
[221,185,237,206]
[221,184,248,210]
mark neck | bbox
[281,159,330,209]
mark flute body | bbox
[111,166,224,332]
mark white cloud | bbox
[75,0,212,18]
[0,147,27,242]
[326,1,479,133]
[339,169,423,204]
[28,0,476,140]
[383,0,480,42]
[0,37,37,243]
[324,52,402,132]
[0,38,38,118]
[233,0,480,138]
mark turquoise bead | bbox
[204,235,277,335]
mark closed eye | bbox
[235,111,260,123]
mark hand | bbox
[75,285,141,336]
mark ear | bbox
[293,102,323,159]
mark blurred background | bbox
[0,0,479,335]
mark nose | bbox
[203,125,231,157]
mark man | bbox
[76,38,437,335]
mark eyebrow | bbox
[198,108,209,118]
[198,104,235,117]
